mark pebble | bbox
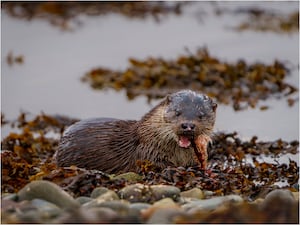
[180,188,204,199]
[262,189,296,209]
[119,183,180,203]
[17,180,80,209]
[146,207,186,224]
[31,199,62,219]
[82,190,120,208]
[90,187,109,198]
[75,196,93,205]
[141,198,180,221]
[182,194,244,213]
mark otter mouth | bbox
[178,133,210,170]
[178,135,193,148]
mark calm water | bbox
[1,2,299,146]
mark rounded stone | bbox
[182,194,244,212]
[90,187,109,198]
[119,184,180,203]
[180,188,204,199]
[118,184,152,203]
[2,193,18,201]
[31,199,62,218]
[262,189,296,209]
[83,190,120,208]
[146,208,185,224]
[17,180,80,209]
[76,196,93,205]
[150,185,181,201]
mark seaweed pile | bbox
[1,113,298,199]
[1,2,184,30]
[83,48,297,111]
[232,8,299,33]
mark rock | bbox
[182,195,244,213]
[262,189,296,209]
[119,183,152,203]
[2,193,18,201]
[17,180,80,209]
[146,208,186,224]
[292,191,299,201]
[129,202,151,212]
[180,188,204,199]
[90,187,109,198]
[93,200,130,215]
[151,185,181,202]
[111,172,143,182]
[119,184,180,203]
[141,198,180,221]
[31,199,62,219]
[54,207,119,223]
[82,190,120,208]
[76,196,93,205]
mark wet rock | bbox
[54,207,119,223]
[180,188,204,199]
[90,187,109,198]
[75,196,93,205]
[119,184,152,203]
[151,185,181,201]
[182,195,244,213]
[142,198,183,223]
[129,202,151,212]
[82,190,119,208]
[292,191,299,201]
[2,193,18,201]
[111,172,143,182]
[31,199,62,219]
[17,180,80,209]
[119,184,180,203]
[90,200,130,215]
[262,189,296,209]
[146,207,186,224]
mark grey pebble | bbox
[129,202,152,211]
[31,199,62,219]
[76,196,93,205]
[17,180,80,209]
[146,208,185,224]
[119,183,180,203]
[182,194,244,213]
[262,189,296,209]
[2,193,18,201]
[180,188,204,199]
[83,190,120,208]
[90,187,109,198]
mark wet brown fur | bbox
[55,90,216,173]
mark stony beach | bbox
[2,179,298,223]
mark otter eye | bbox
[175,110,181,117]
[198,113,204,120]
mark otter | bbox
[55,90,217,173]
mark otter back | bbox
[55,118,140,173]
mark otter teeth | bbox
[179,136,191,148]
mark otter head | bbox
[164,90,217,168]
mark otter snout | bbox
[181,122,195,131]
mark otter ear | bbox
[212,102,218,112]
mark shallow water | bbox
[1,2,299,145]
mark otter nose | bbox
[181,123,195,131]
